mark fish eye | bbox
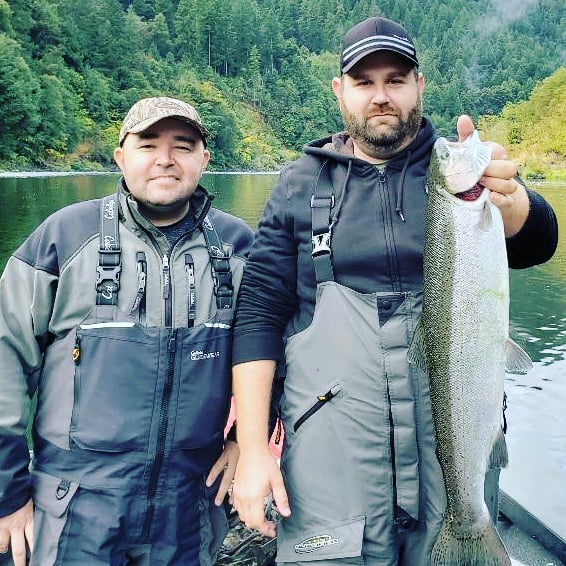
[438,145,451,162]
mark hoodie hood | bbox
[303,118,436,221]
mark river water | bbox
[0,172,564,542]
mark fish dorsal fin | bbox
[505,338,533,374]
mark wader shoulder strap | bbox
[96,193,121,306]
[310,161,335,283]
[201,214,234,310]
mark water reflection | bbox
[508,184,565,373]
[0,174,119,270]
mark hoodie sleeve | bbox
[506,186,558,269]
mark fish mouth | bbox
[455,183,485,201]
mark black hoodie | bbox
[233,118,558,365]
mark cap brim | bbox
[122,115,209,145]
[342,48,418,74]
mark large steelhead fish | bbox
[409,131,532,565]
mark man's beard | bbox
[341,98,422,160]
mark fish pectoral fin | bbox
[505,338,533,374]
[408,320,428,372]
[488,427,509,469]
[479,200,493,232]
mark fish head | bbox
[430,130,492,197]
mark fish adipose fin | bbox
[431,518,511,566]
[488,427,508,470]
[505,338,533,374]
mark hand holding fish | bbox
[456,114,530,238]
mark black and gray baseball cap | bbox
[340,16,419,74]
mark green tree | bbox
[0,0,13,35]
[0,34,40,161]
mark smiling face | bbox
[113,117,210,226]
[332,51,425,163]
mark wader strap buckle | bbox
[202,215,234,310]
[311,232,331,257]
[96,193,121,306]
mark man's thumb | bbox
[456,114,475,142]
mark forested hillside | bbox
[479,67,566,180]
[0,0,564,171]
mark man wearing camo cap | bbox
[0,96,253,565]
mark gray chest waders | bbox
[31,191,234,564]
[276,163,443,565]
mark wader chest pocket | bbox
[175,327,232,448]
[70,325,161,452]
[294,383,342,432]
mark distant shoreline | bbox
[0,170,280,179]
[0,171,117,178]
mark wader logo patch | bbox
[294,534,339,554]
[190,349,221,361]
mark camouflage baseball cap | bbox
[119,96,209,146]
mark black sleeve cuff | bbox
[506,186,558,269]
[0,436,32,518]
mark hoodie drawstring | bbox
[331,160,352,228]
[395,151,412,222]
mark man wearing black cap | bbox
[0,96,253,565]
[231,16,558,565]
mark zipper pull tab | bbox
[185,254,196,327]
[72,335,80,365]
[130,252,147,318]
[162,255,170,300]
[317,383,342,402]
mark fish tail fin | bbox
[488,426,509,469]
[431,518,511,566]
[505,338,533,374]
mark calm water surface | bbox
[0,173,564,538]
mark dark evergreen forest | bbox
[0,0,564,170]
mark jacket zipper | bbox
[294,384,342,432]
[376,168,401,293]
[142,329,177,539]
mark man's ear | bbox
[113,146,124,170]
[331,76,343,106]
